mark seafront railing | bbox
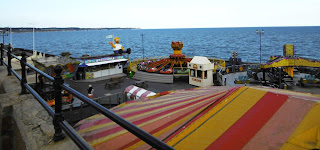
[0,43,174,150]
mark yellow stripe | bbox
[90,93,223,147]
[126,106,205,149]
[168,87,267,150]
[281,102,320,150]
[166,87,247,146]
[78,91,226,134]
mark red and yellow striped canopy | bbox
[74,86,320,150]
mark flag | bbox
[106,34,113,39]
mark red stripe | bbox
[84,91,227,142]
[116,94,189,108]
[205,92,288,150]
[78,91,226,131]
[163,87,240,143]
[124,85,135,93]
[141,91,152,98]
[132,88,142,96]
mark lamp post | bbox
[141,33,144,62]
[33,27,35,51]
[256,29,264,63]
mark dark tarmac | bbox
[64,71,320,99]
[64,74,196,98]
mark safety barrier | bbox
[0,43,174,150]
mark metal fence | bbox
[0,43,174,150]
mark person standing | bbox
[88,84,94,98]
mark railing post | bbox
[20,52,28,94]
[0,43,3,66]
[7,43,12,76]
[53,65,65,141]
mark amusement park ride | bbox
[137,41,192,74]
[248,44,320,88]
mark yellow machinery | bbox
[283,44,294,56]
[260,44,320,77]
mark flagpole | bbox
[33,27,35,51]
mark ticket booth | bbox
[188,56,214,87]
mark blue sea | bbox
[7,27,320,63]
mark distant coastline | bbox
[0,27,140,33]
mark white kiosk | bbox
[77,54,128,79]
[188,56,214,87]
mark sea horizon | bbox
[2,25,320,30]
[4,26,320,63]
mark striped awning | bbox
[74,86,320,150]
[124,85,156,99]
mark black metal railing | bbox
[0,43,174,150]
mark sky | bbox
[1,0,319,29]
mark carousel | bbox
[137,41,192,74]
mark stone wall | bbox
[0,66,79,150]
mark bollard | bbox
[7,44,12,76]
[53,65,65,141]
[20,52,28,94]
[0,43,3,66]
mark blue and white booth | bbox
[76,54,128,79]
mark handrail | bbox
[26,62,54,81]
[10,67,22,81]
[2,60,7,66]
[1,45,174,150]
[11,53,21,61]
